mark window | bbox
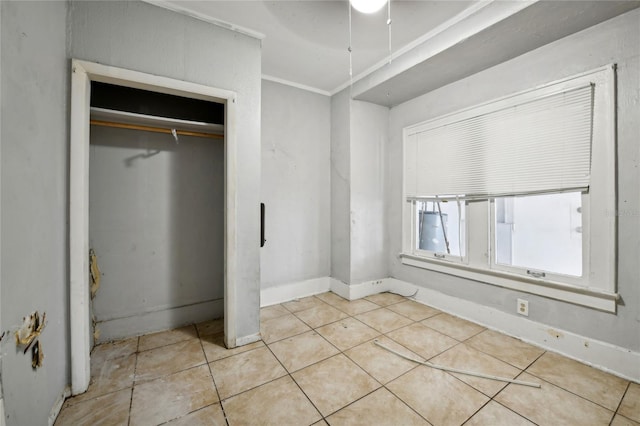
[413,197,466,261]
[401,66,617,312]
[493,192,583,280]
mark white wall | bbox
[1,2,69,425]
[387,9,640,351]
[68,0,262,342]
[260,80,330,289]
[89,127,224,340]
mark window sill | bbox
[399,253,618,312]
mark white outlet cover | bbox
[517,298,529,316]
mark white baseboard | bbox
[386,278,640,382]
[236,333,261,346]
[329,277,391,300]
[96,299,224,343]
[48,387,70,426]
[263,275,639,381]
[260,277,330,307]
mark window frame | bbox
[488,193,590,288]
[410,198,469,265]
[400,65,617,312]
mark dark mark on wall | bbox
[32,341,44,369]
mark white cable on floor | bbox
[374,340,541,388]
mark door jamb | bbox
[69,59,238,394]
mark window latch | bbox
[527,270,546,278]
[434,253,446,259]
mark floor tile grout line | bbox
[265,298,416,422]
[381,380,437,425]
[263,342,326,423]
[511,366,618,417]
[292,306,350,330]
[136,323,200,353]
[281,294,333,314]
[460,329,546,372]
[65,292,629,426]
[127,336,140,426]
[203,336,266,364]
[522,364,626,414]
[611,382,631,424]
[487,399,542,426]
[195,327,230,426]
[419,318,486,343]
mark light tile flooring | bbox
[55,292,639,426]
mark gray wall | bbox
[89,127,224,339]
[330,90,351,283]
[260,81,330,289]
[68,0,262,341]
[350,100,388,284]
[387,9,640,351]
[330,94,389,285]
[1,2,69,425]
[0,1,262,424]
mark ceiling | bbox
[151,0,640,100]
[152,0,474,93]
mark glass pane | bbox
[495,192,582,277]
[416,199,465,257]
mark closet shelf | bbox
[90,107,224,139]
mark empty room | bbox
[0,1,639,425]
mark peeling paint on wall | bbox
[13,311,46,369]
[14,311,46,350]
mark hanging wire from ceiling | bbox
[348,2,353,92]
[387,0,392,64]
[348,0,393,93]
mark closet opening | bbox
[70,60,239,395]
[88,80,225,347]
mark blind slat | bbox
[405,85,593,198]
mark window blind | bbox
[404,84,594,199]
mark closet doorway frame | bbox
[69,59,238,395]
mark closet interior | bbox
[88,82,226,348]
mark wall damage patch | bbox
[14,311,46,369]
[32,341,44,368]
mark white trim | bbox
[332,0,535,96]
[96,299,224,343]
[385,278,639,382]
[400,256,617,312]
[262,75,331,97]
[69,59,239,394]
[263,277,638,380]
[329,277,391,301]
[0,398,5,426]
[236,333,262,346]
[260,277,330,307]
[401,65,617,311]
[404,65,613,136]
[141,0,265,41]
[48,387,70,426]
[69,62,91,395]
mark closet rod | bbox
[90,119,224,139]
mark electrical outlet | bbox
[517,298,529,316]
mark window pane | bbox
[416,199,465,257]
[495,192,582,276]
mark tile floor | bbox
[55,292,639,426]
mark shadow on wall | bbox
[88,125,224,340]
